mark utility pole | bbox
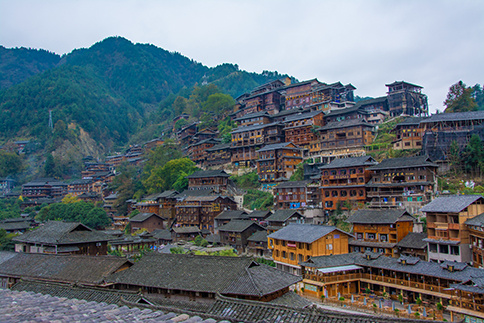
[48,110,53,130]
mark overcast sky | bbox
[1,0,483,113]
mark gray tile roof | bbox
[282,110,323,123]
[347,209,414,224]
[205,142,232,151]
[248,210,272,220]
[257,142,301,152]
[319,155,378,169]
[302,252,484,282]
[465,212,484,227]
[247,230,267,243]
[421,195,483,213]
[217,220,264,233]
[396,232,428,249]
[266,210,303,223]
[231,122,282,134]
[421,110,484,123]
[156,190,179,199]
[214,210,248,220]
[107,253,301,297]
[274,180,310,189]
[129,212,164,222]
[0,219,33,231]
[317,119,374,131]
[367,155,438,170]
[269,224,350,243]
[186,170,230,178]
[12,221,111,245]
[11,280,144,304]
[151,229,173,241]
[0,253,131,284]
[172,226,201,234]
[394,116,428,126]
[0,251,16,265]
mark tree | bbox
[62,193,81,204]
[462,134,484,175]
[448,140,462,174]
[0,229,16,251]
[143,158,198,193]
[0,151,24,177]
[444,81,478,113]
[36,201,110,229]
[44,153,56,178]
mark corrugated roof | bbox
[420,195,483,213]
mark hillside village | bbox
[1,76,484,322]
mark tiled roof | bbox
[319,156,378,169]
[317,119,374,131]
[266,210,303,223]
[283,110,323,123]
[172,226,201,234]
[274,180,310,189]
[272,107,305,118]
[0,251,16,265]
[248,210,272,219]
[217,220,264,233]
[347,209,414,224]
[214,210,248,220]
[394,116,428,126]
[107,253,301,297]
[0,253,131,284]
[421,195,483,213]
[257,142,300,152]
[269,224,350,243]
[11,280,144,304]
[421,110,484,123]
[247,230,267,243]
[205,142,232,151]
[156,190,179,199]
[129,212,164,223]
[186,170,230,178]
[231,122,282,134]
[302,252,484,282]
[396,232,428,249]
[151,229,172,240]
[209,293,405,323]
[0,219,33,231]
[465,212,484,227]
[367,155,438,170]
[12,221,111,245]
[233,111,271,121]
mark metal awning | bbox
[317,265,362,274]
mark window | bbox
[298,254,303,263]
[282,251,287,258]
[275,250,280,257]
[439,245,449,254]
[356,233,363,240]
[380,234,388,242]
[367,233,375,240]
[450,246,460,255]
[290,252,295,260]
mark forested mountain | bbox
[0,46,61,90]
[0,36,290,150]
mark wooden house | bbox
[21,178,68,200]
[366,155,438,214]
[235,79,287,117]
[395,232,428,261]
[314,119,375,163]
[205,142,232,167]
[13,221,111,256]
[218,220,265,253]
[421,195,484,263]
[233,111,273,127]
[268,223,352,275]
[385,81,428,117]
[300,252,484,321]
[214,210,248,229]
[282,110,324,149]
[129,213,166,233]
[391,117,427,150]
[247,230,270,257]
[273,180,317,210]
[171,226,202,241]
[420,110,484,162]
[256,142,303,189]
[465,212,484,268]
[175,195,237,231]
[231,122,285,167]
[319,156,378,211]
[187,138,221,165]
[347,209,415,257]
[265,210,305,234]
[186,170,231,194]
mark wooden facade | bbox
[320,156,378,211]
[391,117,426,150]
[231,122,285,167]
[366,156,438,214]
[466,213,484,268]
[256,142,302,189]
[205,143,232,167]
[187,138,220,165]
[422,195,484,263]
[268,224,352,275]
[283,110,324,149]
[187,170,231,194]
[273,180,319,209]
[385,81,428,117]
[314,119,375,162]
[175,196,237,231]
[348,209,415,257]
